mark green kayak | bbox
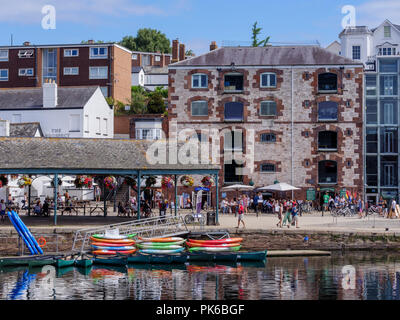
[55,258,75,268]
[75,258,93,268]
[92,233,136,240]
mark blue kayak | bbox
[139,248,185,254]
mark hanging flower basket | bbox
[51,179,62,188]
[124,177,137,188]
[161,176,174,189]
[0,175,8,188]
[104,176,117,190]
[74,175,93,189]
[17,176,32,188]
[201,176,214,188]
[180,175,194,188]
[145,176,157,188]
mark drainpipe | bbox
[291,67,294,200]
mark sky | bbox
[0,0,399,55]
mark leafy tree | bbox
[81,40,106,44]
[251,22,270,47]
[185,49,194,56]
[130,86,148,114]
[120,28,170,53]
[147,91,166,114]
[154,86,168,99]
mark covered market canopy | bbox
[0,137,221,225]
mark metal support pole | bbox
[28,184,31,216]
[215,173,219,225]
[174,175,178,217]
[113,187,117,213]
[54,173,58,226]
[137,172,141,221]
[103,182,107,217]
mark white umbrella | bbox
[222,184,254,192]
[61,176,75,182]
[258,182,300,192]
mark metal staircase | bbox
[71,215,189,254]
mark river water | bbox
[1,251,400,300]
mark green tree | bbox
[185,49,194,56]
[154,86,168,99]
[130,86,148,114]
[251,22,270,47]
[147,91,166,114]
[81,40,106,44]
[120,28,170,53]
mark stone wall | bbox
[168,65,364,200]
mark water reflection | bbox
[2,252,400,300]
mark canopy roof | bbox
[0,137,220,175]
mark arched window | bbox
[260,72,277,88]
[318,160,337,184]
[224,102,244,121]
[318,73,338,92]
[318,131,337,151]
[318,101,338,121]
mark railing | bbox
[71,215,189,254]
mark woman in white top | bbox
[275,201,282,228]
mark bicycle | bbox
[366,205,380,217]
[184,211,206,225]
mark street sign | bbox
[306,188,316,201]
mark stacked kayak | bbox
[186,238,243,253]
[90,233,137,255]
[136,237,186,254]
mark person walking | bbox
[322,192,329,217]
[275,200,283,228]
[282,200,292,228]
[292,203,300,228]
[236,201,245,229]
[253,193,259,215]
[357,196,364,219]
[0,199,6,223]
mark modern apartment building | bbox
[168,44,364,203]
[339,20,400,203]
[0,41,132,103]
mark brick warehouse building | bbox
[0,41,132,104]
[167,45,364,204]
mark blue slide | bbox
[8,211,43,255]
[7,211,36,255]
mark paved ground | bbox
[1,208,400,235]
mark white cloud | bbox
[0,0,169,24]
[357,0,400,27]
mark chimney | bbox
[172,39,179,63]
[23,41,31,46]
[87,39,94,44]
[210,41,218,51]
[43,80,58,108]
[179,43,185,61]
[0,119,10,137]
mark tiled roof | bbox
[169,46,360,67]
[0,138,220,172]
[0,87,98,110]
[9,122,43,137]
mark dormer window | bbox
[384,26,391,38]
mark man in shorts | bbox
[322,192,329,217]
[236,201,245,229]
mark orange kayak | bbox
[90,237,135,245]
[138,236,185,243]
[91,241,135,247]
[92,249,136,255]
[188,238,243,245]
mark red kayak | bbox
[92,249,136,255]
[187,238,243,245]
[91,241,135,247]
[186,242,241,248]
